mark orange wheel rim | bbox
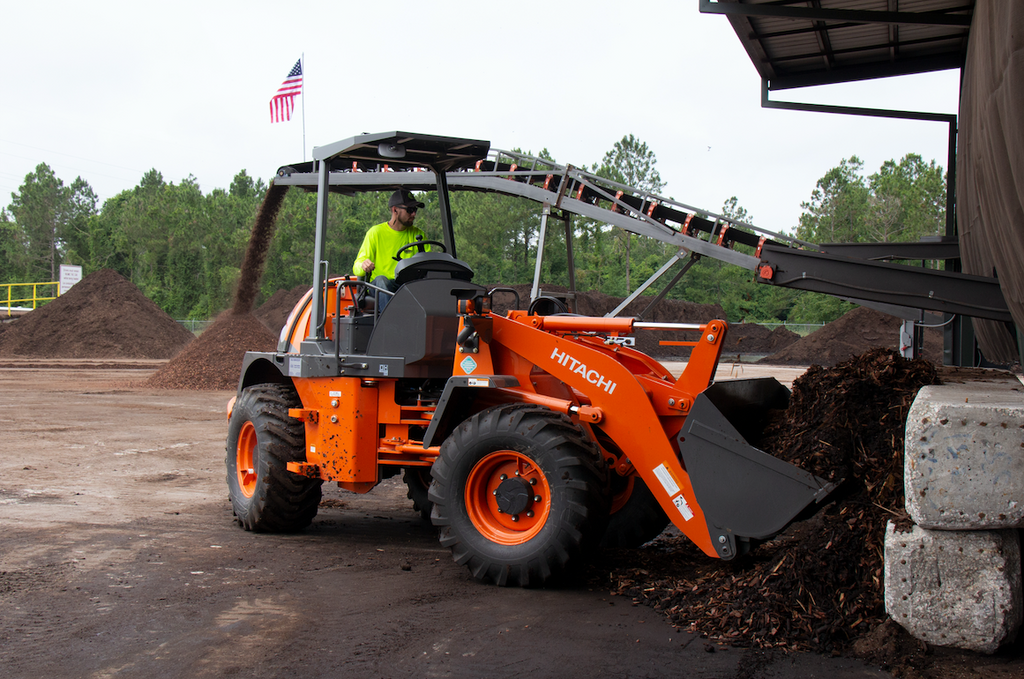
[236,421,258,498]
[465,450,551,545]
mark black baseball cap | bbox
[388,189,425,210]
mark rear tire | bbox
[226,383,322,532]
[601,474,669,548]
[429,404,609,587]
[403,467,433,519]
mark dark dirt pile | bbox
[761,306,942,367]
[589,348,941,656]
[253,284,308,335]
[721,324,800,357]
[144,311,277,390]
[0,269,193,359]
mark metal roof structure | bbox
[700,1,1001,364]
[700,0,974,91]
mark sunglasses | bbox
[401,206,418,213]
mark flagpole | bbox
[301,53,307,162]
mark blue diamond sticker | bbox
[460,356,478,374]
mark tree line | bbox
[0,137,946,324]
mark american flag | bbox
[270,59,303,123]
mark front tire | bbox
[226,383,322,532]
[429,404,609,587]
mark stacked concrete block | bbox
[884,523,1021,653]
[885,376,1024,653]
[905,381,1024,529]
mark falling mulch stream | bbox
[145,182,289,390]
[586,348,941,657]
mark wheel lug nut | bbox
[526,511,534,518]
[529,478,537,485]
[511,515,519,522]
[533,495,542,503]
[499,474,507,480]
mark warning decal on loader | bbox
[654,463,694,522]
[673,495,694,521]
[653,463,679,496]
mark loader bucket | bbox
[678,378,836,559]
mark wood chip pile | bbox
[589,348,940,653]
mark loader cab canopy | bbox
[300,132,490,346]
[300,131,490,258]
[311,131,490,174]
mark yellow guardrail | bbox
[1,281,60,317]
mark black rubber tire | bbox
[403,467,433,519]
[601,474,670,548]
[226,383,322,532]
[429,403,610,587]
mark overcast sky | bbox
[2,0,960,236]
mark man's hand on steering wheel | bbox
[393,239,447,261]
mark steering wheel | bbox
[394,239,447,261]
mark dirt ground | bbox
[0,360,1008,679]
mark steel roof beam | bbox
[698,0,973,27]
[765,32,968,68]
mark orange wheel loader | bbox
[226,132,835,587]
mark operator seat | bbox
[366,254,480,378]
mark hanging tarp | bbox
[957,0,1024,362]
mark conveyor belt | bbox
[274,148,812,271]
[273,148,1010,323]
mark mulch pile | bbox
[589,348,941,654]
[253,284,308,335]
[144,310,277,390]
[0,269,193,359]
[761,306,942,367]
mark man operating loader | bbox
[353,188,431,310]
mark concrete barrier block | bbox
[884,522,1022,653]
[904,380,1024,529]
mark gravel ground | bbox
[0,360,905,679]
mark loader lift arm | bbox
[427,301,836,560]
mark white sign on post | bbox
[59,265,83,295]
